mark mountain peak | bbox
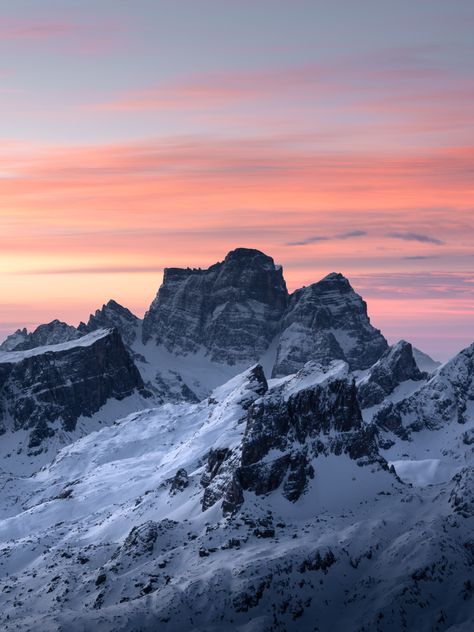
[316,271,352,290]
[222,247,278,270]
[0,319,81,352]
[81,299,139,347]
[142,248,288,362]
[321,271,348,281]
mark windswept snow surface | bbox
[0,361,472,631]
[0,328,111,364]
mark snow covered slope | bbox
[0,361,472,631]
[413,346,441,373]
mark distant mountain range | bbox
[0,247,471,632]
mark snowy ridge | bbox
[0,328,111,364]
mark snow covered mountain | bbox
[0,319,81,352]
[0,355,472,631]
[139,249,388,397]
[0,249,393,407]
[374,341,474,436]
[0,246,471,631]
[272,272,388,376]
[0,329,150,472]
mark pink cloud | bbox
[0,19,78,40]
[86,49,471,115]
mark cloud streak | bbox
[15,265,165,276]
[0,19,78,40]
[386,232,445,245]
[403,255,440,260]
[287,230,367,246]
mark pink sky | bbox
[0,2,473,360]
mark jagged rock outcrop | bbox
[142,248,289,365]
[448,467,474,517]
[374,342,474,437]
[0,329,146,449]
[0,320,81,352]
[272,273,388,376]
[79,300,140,347]
[200,361,385,514]
[113,521,159,562]
[200,364,269,511]
[168,468,189,494]
[111,519,179,571]
[357,340,426,408]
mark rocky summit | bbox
[141,248,387,384]
[142,248,289,364]
[272,272,388,376]
[0,247,471,632]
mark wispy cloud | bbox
[337,230,367,239]
[14,265,165,276]
[403,255,440,260]
[386,232,445,245]
[0,19,77,41]
[287,230,367,246]
[286,235,329,246]
[351,271,474,299]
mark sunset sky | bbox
[0,0,473,360]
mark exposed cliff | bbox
[142,248,289,366]
[272,272,388,376]
[0,329,147,450]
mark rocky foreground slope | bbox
[0,352,472,632]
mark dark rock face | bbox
[0,320,81,352]
[111,519,179,569]
[234,378,371,509]
[448,467,474,518]
[374,342,474,437]
[142,248,289,365]
[0,329,146,449]
[357,340,426,408]
[242,378,363,466]
[272,273,388,376]
[199,364,385,515]
[168,468,189,494]
[141,250,388,379]
[117,521,159,559]
[79,300,140,348]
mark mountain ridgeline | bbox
[0,248,473,632]
[141,248,388,371]
[0,247,435,455]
